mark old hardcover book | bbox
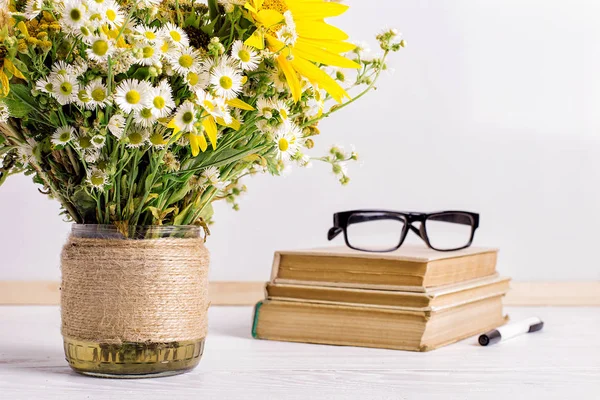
[266,275,510,311]
[271,246,498,291]
[252,295,507,352]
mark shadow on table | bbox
[0,342,77,377]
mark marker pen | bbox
[478,317,544,346]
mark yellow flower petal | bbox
[286,2,349,20]
[295,20,349,41]
[4,59,26,80]
[202,117,218,150]
[245,30,265,50]
[189,133,200,157]
[291,56,350,103]
[256,9,284,27]
[277,53,302,102]
[227,98,255,111]
[167,118,181,134]
[216,117,241,131]
[294,41,361,69]
[0,69,9,97]
[17,21,29,38]
[297,38,356,54]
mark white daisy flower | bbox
[100,0,125,28]
[256,97,274,119]
[60,0,89,32]
[85,78,111,109]
[138,0,162,10]
[84,149,101,163]
[72,60,89,76]
[270,99,289,120]
[149,131,168,148]
[168,47,201,76]
[75,87,92,108]
[17,138,39,164]
[107,114,126,139]
[231,40,260,71]
[185,70,210,91]
[91,134,107,149]
[51,74,80,105]
[114,79,151,114]
[201,166,227,190]
[172,101,197,133]
[270,67,288,92]
[161,23,190,47]
[24,0,43,20]
[276,25,297,46]
[134,107,157,128]
[51,61,74,76]
[134,40,162,67]
[85,34,115,63]
[210,63,243,99]
[125,127,149,148]
[74,133,94,151]
[0,101,10,123]
[88,167,108,189]
[136,25,160,42]
[149,80,175,118]
[274,121,300,161]
[35,77,55,94]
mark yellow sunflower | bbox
[244,0,360,103]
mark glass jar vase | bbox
[61,224,209,378]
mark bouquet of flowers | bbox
[0,0,403,232]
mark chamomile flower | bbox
[0,101,8,123]
[276,25,298,46]
[210,63,243,99]
[270,67,288,92]
[107,114,126,139]
[51,61,73,76]
[85,78,111,109]
[17,139,39,164]
[52,74,80,105]
[35,77,54,94]
[91,134,107,149]
[256,97,274,119]
[149,131,168,148]
[75,87,92,108]
[24,0,43,20]
[99,0,125,28]
[161,23,190,47]
[136,25,160,42]
[172,101,197,133]
[231,40,260,71]
[270,99,289,120]
[185,70,210,91]
[74,133,94,151]
[115,79,151,113]
[60,0,89,32]
[149,80,175,118]
[201,166,227,190]
[85,34,114,63]
[88,167,108,189]
[168,47,201,76]
[134,40,161,66]
[274,121,300,161]
[138,0,162,10]
[126,127,149,148]
[134,107,158,128]
[84,149,101,163]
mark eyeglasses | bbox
[328,210,479,252]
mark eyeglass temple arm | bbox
[328,227,343,241]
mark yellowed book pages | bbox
[252,295,507,352]
[271,246,499,291]
[266,275,510,311]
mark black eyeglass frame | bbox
[328,210,480,252]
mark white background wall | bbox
[1,0,599,282]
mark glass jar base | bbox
[64,337,205,378]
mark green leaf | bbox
[4,84,35,118]
[208,0,219,20]
[174,203,193,225]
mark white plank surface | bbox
[0,306,598,399]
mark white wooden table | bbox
[0,306,598,399]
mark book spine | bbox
[251,301,264,339]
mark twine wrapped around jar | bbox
[61,236,209,344]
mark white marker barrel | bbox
[479,317,544,346]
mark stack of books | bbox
[252,246,509,351]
